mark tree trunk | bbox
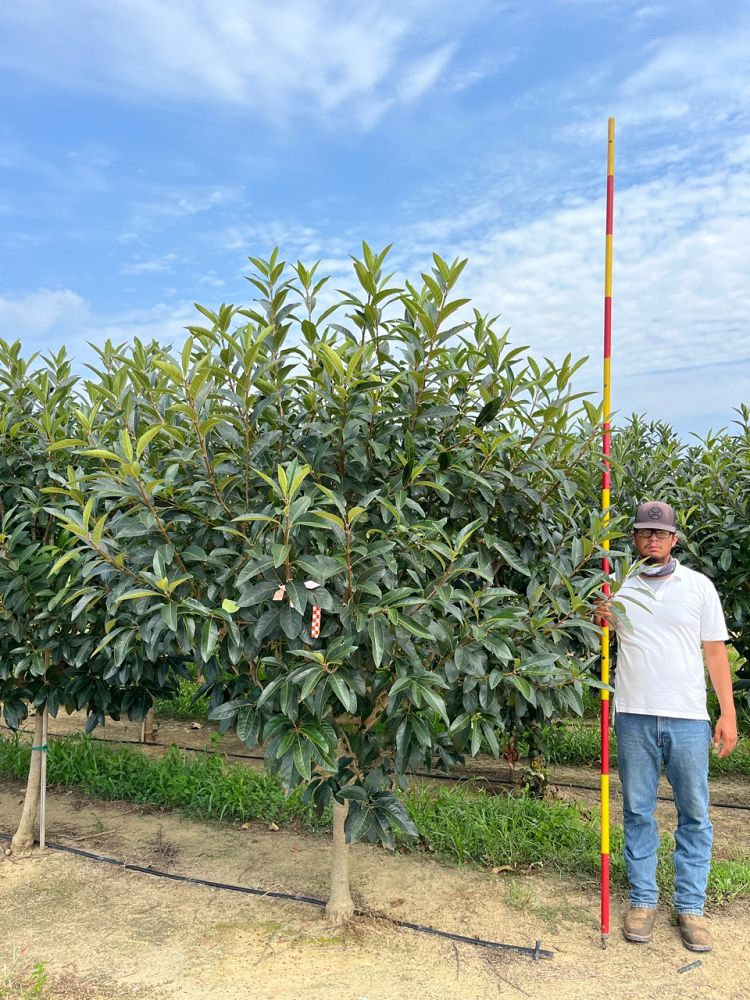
[10,713,44,855]
[325,797,355,925]
[141,705,157,744]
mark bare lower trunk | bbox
[10,713,44,855]
[141,706,157,744]
[325,797,355,925]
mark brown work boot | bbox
[623,907,656,943]
[677,914,712,952]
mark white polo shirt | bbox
[613,560,729,720]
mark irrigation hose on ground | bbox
[4,724,749,812]
[0,832,553,961]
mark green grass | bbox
[2,732,749,908]
[0,946,48,999]
[405,782,603,877]
[536,719,750,776]
[154,677,210,722]
[405,788,750,909]
[0,732,319,828]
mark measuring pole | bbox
[39,703,48,850]
[600,116,615,948]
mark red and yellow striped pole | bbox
[600,116,615,948]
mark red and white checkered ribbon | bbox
[310,605,322,638]
[272,580,322,638]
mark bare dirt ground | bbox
[2,713,749,999]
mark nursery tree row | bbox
[0,246,745,918]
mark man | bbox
[607,500,737,952]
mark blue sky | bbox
[1,0,748,436]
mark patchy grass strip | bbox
[0,732,316,827]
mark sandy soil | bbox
[1,779,750,1000]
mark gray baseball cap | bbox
[634,501,677,532]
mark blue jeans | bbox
[615,712,713,915]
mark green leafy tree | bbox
[0,342,185,852]
[45,248,613,920]
[611,410,750,703]
[679,410,750,676]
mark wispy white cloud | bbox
[391,149,749,433]
[159,190,237,218]
[618,358,750,433]
[220,221,323,255]
[91,301,197,351]
[215,223,359,293]
[442,56,506,94]
[198,273,226,288]
[726,136,750,166]
[397,45,455,102]
[622,24,750,108]
[207,141,749,420]
[0,289,197,362]
[632,5,668,22]
[0,138,114,192]
[120,252,182,275]
[127,185,244,236]
[446,163,750,368]
[529,10,750,167]
[0,0,469,128]
[0,289,90,345]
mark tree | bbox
[611,410,750,703]
[0,341,185,852]
[679,410,750,675]
[45,248,614,919]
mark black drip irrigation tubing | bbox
[4,724,750,812]
[0,832,552,961]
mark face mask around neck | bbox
[640,557,677,578]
